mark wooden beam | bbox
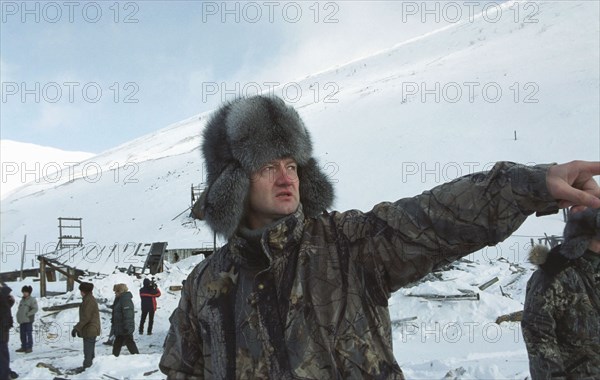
[66,267,75,291]
[41,259,83,284]
[42,302,81,312]
[40,258,47,298]
[478,276,499,291]
[406,293,480,301]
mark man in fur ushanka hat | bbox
[195,94,334,238]
[522,207,600,379]
[160,94,600,379]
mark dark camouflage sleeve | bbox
[521,271,567,379]
[336,162,558,294]
[159,263,207,379]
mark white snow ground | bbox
[1,1,599,378]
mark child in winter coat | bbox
[16,285,38,354]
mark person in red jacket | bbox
[139,278,161,335]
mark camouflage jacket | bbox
[160,162,558,379]
[522,247,600,380]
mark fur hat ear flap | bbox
[203,163,249,238]
[561,239,590,259]
[299,158,334,218]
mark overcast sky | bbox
[1,0,505,153]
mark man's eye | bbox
[261,166,274,175]
[287,165,297,171]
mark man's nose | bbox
[274,167,294,185]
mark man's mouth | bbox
[276,191,293,198]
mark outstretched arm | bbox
[337,161,600,295]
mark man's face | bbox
[246,158,300,229]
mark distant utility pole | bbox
[20,235,26,280]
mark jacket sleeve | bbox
[521,272,567,379]
[124,298,136,334]
[140,289,161,298]
[159,264,206,379]
[75,298,92,333]
[335,162,558,295]
[0,296,13,330]
[112,301,122,328]
[27,298,39,317]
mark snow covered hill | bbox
[0,140,93,200]
[1,1,599,379]
[2,1,597,267]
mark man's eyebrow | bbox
[263,159,297,166]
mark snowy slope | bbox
[0,140,93,200]
[2,1,597,265]
[1,1,599,379]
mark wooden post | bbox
[66,267,75,292]
[478,276,499,291]
[40,258,47,298]
[20,235,26,280]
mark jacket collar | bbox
[579,250,600,273]
[230,204,305,265]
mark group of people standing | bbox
[0,277,161,378]
[72,278,161,370]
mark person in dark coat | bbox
[139,278,161,335]
[522,207,600,379]
[72,282,101,370]
[0,283,17,380]
[111,284,139,356]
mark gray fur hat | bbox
[195,95,334,237]
[561,207,600,259]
